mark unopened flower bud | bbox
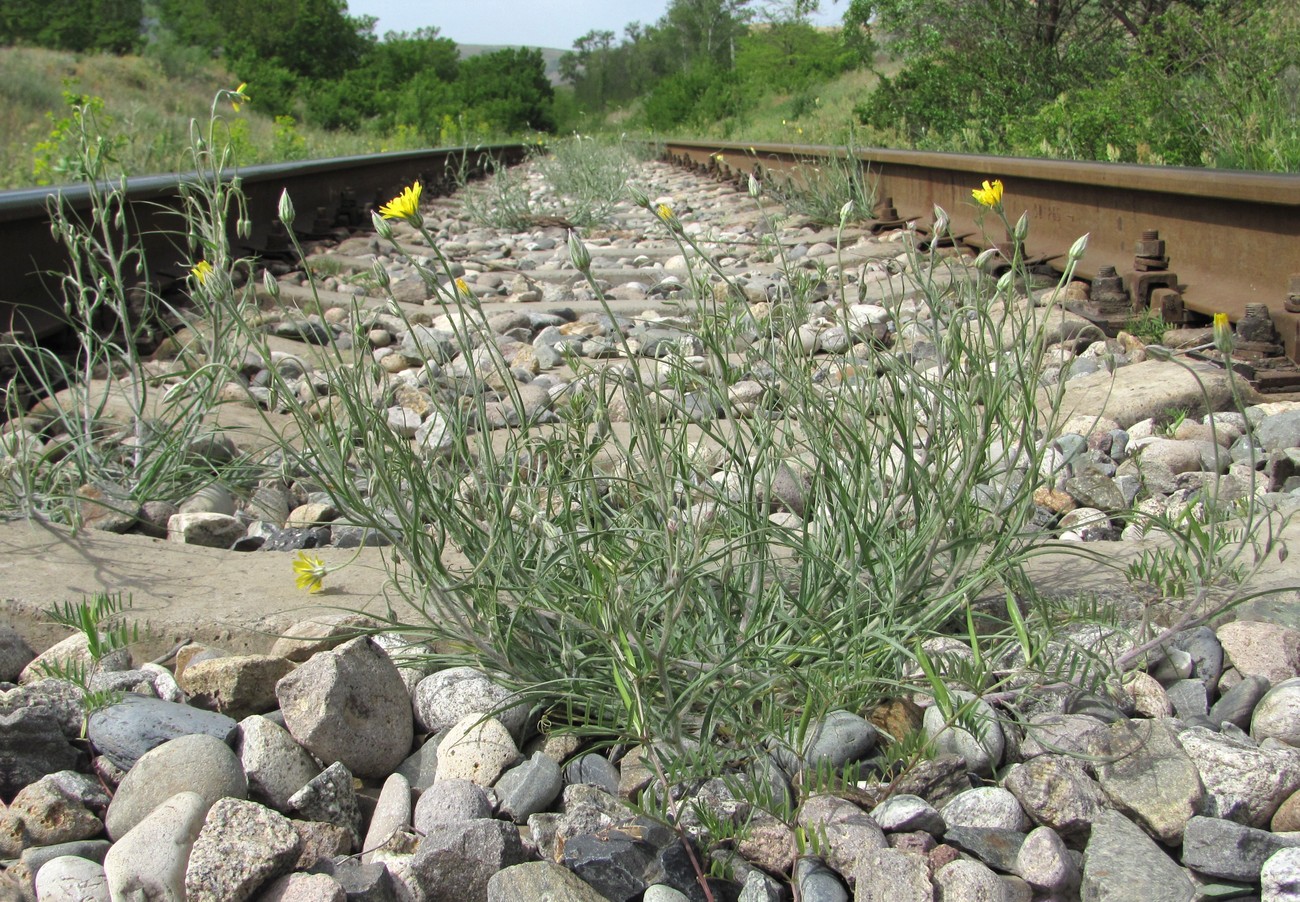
[371,260,390,290]
[372,211,393,241]
[932,204,949,235]
[568,230,592,272]
[974,247,1001,268]
[262,269,280,300]
[996,271,1016,294]
[1013,211,1029,242]
[278,189,295,226]
[1212,312,1234,355]
[628,185,650,208]
[1068,233,1089,262]
[748,173,761,198]
[840,200,855,223]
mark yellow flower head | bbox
[454,277,470,296]
[231,83,249,113]
[972,179,1004,208]
[1212,312,1233,355]
[655,203,674,222]
[293,552,328,594]
[191,260,214,285]
[379,182,423,225]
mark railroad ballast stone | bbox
[4,156,1300,902]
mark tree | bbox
[457,48,556,133]
[1,0,143,53]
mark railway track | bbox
[2,140,1298,383]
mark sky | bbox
[345,1,847,50]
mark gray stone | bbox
[924,693,1005,776]
[18,839,111,880]
[0,626,35,682]
[436,713,520,786]
[167,511,246,547]
[1174,627,1224,695]
[1165,680,1209,719]
[1004,755,1106,837]
[411,818,526,902]
[177,654,292,719]
[1015,826,1078,893]
[362,772,411,863]
[184,798,301,902]
[645,887,692,902]
[1182,815,1300,882]
[557,827,656,901]
[0,704,78,797]
[1258,411,1300,453]
[1210,674,1271,730]
[87,694,238,771]
[1217,621,1300,685]
[104,791,207,902]
[934,860,1007,901]
[413,778,493,830]
[942,787,1029,831]
[486,861,610,901]
[803,709,878,769]
[496,751,563,823]
[793,857,847,902]
[412,667,530,740]
[105,732,247,840]
[236,714,320,812]
[1097,719,1203,844]
[2,776,102,854]
[563,752,621,795]
[945,826,1026,872]
[870,794,946,835]
[1081,809,1194,902]
[852,847,934,902]
[1264,848,1300,902]
[1180,727,1300,827]
[394,734,441,791]
[287,761,363,848]
[796,793,887,878]
[33,855,110,902]
[331,859,398,901]
[275,637,414,779]
[258,872,347,902]
[1064,474,1127,510]
[1254,678,1300,747]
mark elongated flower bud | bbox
[628,184,650,208]
[1212,312,1234,355]
[1013,211,1029,242]
[748,173,762,198]
[1068,233,1089,262]
[278,189,295,226]
[932,204,949,235]
[372,211,393,241]
[840,200,855,223]
[568,230,592,272]
[262,269,281,300]
[974,247,1001,268]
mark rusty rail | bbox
[666,140,1300,369]
[0,144,526,341]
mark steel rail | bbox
[0,144,527,340]
[666,140,1300,364]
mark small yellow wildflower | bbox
[293,552,328,594]
[454,277,471,296]
[972,179,1004,208]
[1213,312,1234,355]
[231,83,249,113]
[655,203,674,222]
[191,260,214,285]
[379,182,423,225]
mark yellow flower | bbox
[1213,312,1234,355]
[293,552,328,594]
[231,83,249,113]
[191,260,214,285]
[379,182,423,225]
[655,203,674,222]
[972,179,1004,208]
[454,277,470,296]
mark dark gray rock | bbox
[1209,675,1271,730]
[394,734,441,791]
[496,751,563,823]
[19,839,112,881]
[1173,627,1224,695]
[87,694,238,771]
[945,826,1026,872]
[0,703,79,797]
[802,709,878,769]
[1258,411,1300,453]
[559,829,655,901]
[563,753,620,795]
[1166,680,1210,719]
[332,859,397,902]
[793,857,847,902]
[411,818,526,902]
[1182,815,1300,882]
[0,627,35,682]
[1081,809,1194,901]
[287,761,363,848]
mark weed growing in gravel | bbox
[37,592,139,732]
[455,135,638,229]
[760,142,878,226]
[1,86,259,524]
